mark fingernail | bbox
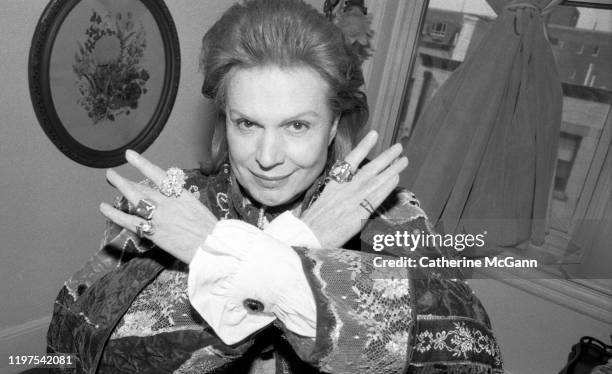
[99,202,108,212]
[125,149,137,162]
[393,156,407,165]
[369,130,378,139]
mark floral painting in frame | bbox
[29,0,180,167]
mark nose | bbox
[255,130,284,170]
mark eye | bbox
[285,121,310,133]
[235,119,257,130]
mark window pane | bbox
[396,2,612,252]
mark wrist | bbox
[265,211,322,248]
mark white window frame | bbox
[364,0,427,156]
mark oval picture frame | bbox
[29,0,180,168]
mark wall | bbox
[0,1,233,372]
[549,25,612,89]
[469,280,611,374]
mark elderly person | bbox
[47,0,503,373]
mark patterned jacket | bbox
[47,166,503,373]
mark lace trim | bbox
[310,249,343,354]
[412,317,503,368]
[352,277,412,353]
[322,249,413,373]
[415,322,499,361]
[111,262,203,339]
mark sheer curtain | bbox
[401,0,563,249]
[566,134,612,279]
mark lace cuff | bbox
[188,219,316,345]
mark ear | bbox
[328,116,339,146]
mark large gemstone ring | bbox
[328,160,355,183]
[160,167,186,197]
[135,199,156,220]
[136,220,155,238]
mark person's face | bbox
[225,65,338,207]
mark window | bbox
[383,1,612,275]
[366,0,611,322]
[553,132,582,201]
[591,45,600,56]
[554,161,572,198]
[430,22,447,37]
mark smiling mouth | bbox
[251,171,293,181]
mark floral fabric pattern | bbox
[111,261,203,339]
[415,322,498,359]
[411,316,503,371]
[293,248,414,374]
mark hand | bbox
[99,150,218,264]
[300,131,408,248]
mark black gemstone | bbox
[243,298,264,313]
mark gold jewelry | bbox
[359,198,375,214]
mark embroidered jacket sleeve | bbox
[47,171,259,373]
[272,189,503,374]
[187,188,503,373]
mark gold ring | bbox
[359,198,375,214]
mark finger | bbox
[352,173,399,222]
[365,173,401,210]
[106,169,144,204]
[373,156,408,187]
[363,156,408,204]
[100,202,147,234]
[125,150,167,186]
[358,143,403,179]
[343,130,378,170]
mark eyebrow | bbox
[228,109,321,124]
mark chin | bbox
[250,190,294,207]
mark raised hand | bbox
[99,150,218,264]
[300,131,408,248]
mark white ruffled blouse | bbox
[188,211,320,344]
